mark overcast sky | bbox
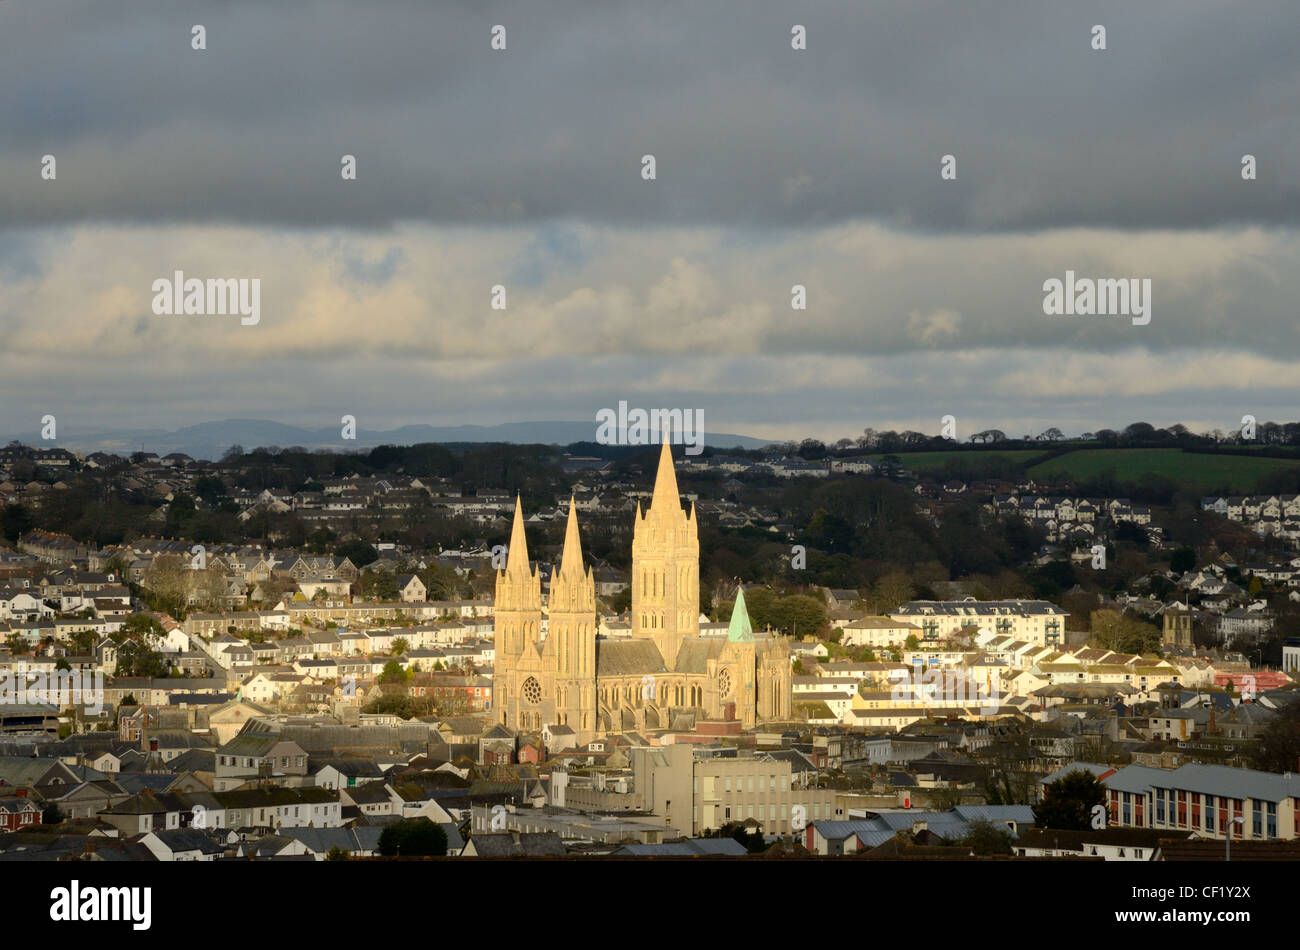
[2,0,1299,446]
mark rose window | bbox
[523,677,542,704]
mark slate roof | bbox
[0,756,58,787]
[673,638,722,674]
[596,639,667,677]
[279,826,385,855]
[346,783,395,805]
[143,827,224,856]
[114,773,180,795]
[166,749,217,774]
[218,733,285,757]
[308,756,386,778]
[618,838,748,856]
[465,831,567,857]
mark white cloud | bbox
[907,308,962,345]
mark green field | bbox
[890,450,1046,471]
[1028,449,1300,494]
[887,447,1300,494]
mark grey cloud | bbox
[2,0,1298,231]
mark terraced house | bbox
[214,731,308,791]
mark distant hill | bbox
[1,419,775,461]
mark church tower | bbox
[495,495,541,727]
[550,497,598,740]
[632,438,699,669]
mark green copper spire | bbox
[727,587,754,642]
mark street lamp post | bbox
[1225,816,1244,861]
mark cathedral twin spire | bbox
[558,494,588,582]
[505,493,535,579]
[504,492,589,581]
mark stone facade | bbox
[495,440,791,744]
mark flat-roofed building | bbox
[633,743,840,835]
[1107,762,1300,840]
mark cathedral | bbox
[494,439,792,744]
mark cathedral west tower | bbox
[548,497,598,737]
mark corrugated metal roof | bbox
[951,804,1036,824]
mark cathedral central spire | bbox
[649,436,681,516]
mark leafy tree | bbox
[927,785,964,811]
[1,503,33,544]
[1170,547,1196,574]
[417,564,462,601]
[336,539,379,568]
[325,846,351,861]
[1252,701,1300,773]
[114,640,168,678]
[122,613,165,637]
[194,475,229,506]
[957,818,1013,855]
[608,587,632,614]
[870,572,914,614]
[706,821,767,853]
[362,569,399,602]
[1025,560,1076,598]
[1090,609,1160,655]
[69,629,97,655]
[363,693,422,718]
[716,587,827,637]
[1033,771,1106,830]
[140,554,191,618]
[379,818,448,857]
[379,659,410,684]
[1114,521,1149,546]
